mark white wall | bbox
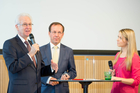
[0,0,140,50]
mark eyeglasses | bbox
[17,23,33,27]
[51,31,63,35]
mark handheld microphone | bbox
[108,60,113,70]
[29,33,38,64]
[29,33,36,44]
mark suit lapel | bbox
[35,52,39,70]
[16,35,28,54]
[46,43,52,64]
[16,35,36,71]
[58,44,65,67]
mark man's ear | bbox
[48,31,50,36]
[15,25,19,31]
[61,32,64,38]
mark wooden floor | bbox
[0,55,140,93]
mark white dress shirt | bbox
[46,42,60,84]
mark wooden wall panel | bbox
[0,55,9,93]
[90,56,115,93]
[69,56,85,93]
[69,56,115,93]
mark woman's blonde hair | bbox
[114,28,138,71]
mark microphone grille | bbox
[29,33,34,39]
[108,60,113,66]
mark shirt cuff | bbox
[46,77,52,84]
[131,77,140,86]
[51,66,54,72]
[63,72,70,78]
[131,80,137,86]
[27,53,33,61]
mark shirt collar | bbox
[50,42,60,49]
[18,34,27,43]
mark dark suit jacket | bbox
[3,35,54,93]
[40,43,77,93]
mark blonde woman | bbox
[110,29,140,93]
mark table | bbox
[51,79,121,93]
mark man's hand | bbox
[51,60,58,73]
[28,43,39,57]
[49,77,59,86]
[60,74,70,80]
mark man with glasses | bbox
[40,22,77,93]
[3,13,58,93]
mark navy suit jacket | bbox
[3,35,54,93]
[40,43,77,93]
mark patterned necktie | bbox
[24,41,36,67]
[52,46,58,64]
